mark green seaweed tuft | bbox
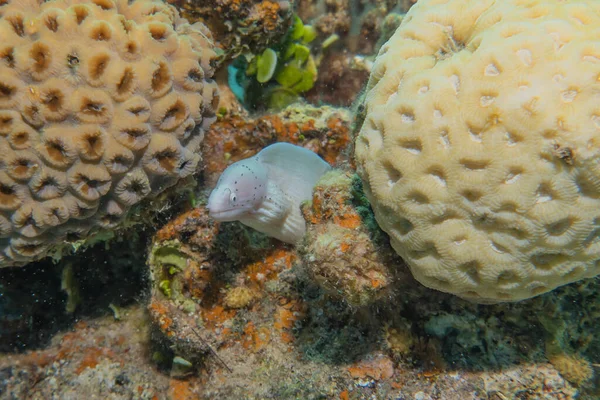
[159,280,172,298]
[153,245,188,272]
[229,14,327,111]
[149,240,191,301]
[256,48,278,83]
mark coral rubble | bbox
[296,0,413,54]
[304,51,371,107]
[300,170,406,306]
[166,0,295,63]
[141,173,600,398]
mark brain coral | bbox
[0,0,218,267]
[355,0,600,302]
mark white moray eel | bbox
[207,142,331,244]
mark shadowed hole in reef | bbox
[0,232,150,351]
[296,299,379,365]
[461,189,482,202]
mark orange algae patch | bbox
[75,347,116,375]
[280,331,295,345]
[183,263,213,300]
[15,350,57,369]
[269,115,286,134]
[347,354,394,381]
[273,299,305,344]
[391,381,403,389]
[420,369,441,379]
[324,117,351,165]
[241,321,271,352]
[301,119,316,132]
[274,308,296,330]
[56,328,88,360]
[155,208,206,242]
[334,213,361,229]
[339,242,351,253]
[300,170,399,306]
[74,321,88,330]
[202,305,236,329]
[169,379,197,400]
[246,249,296,287]
[255,0,281,31]
[308,192,324,224]
[307,175,362,230]
[149,301,174,336]
[370,276,385,289]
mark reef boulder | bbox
[355,0,600,302]
[0,0,219,267]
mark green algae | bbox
[153,245,188,272]
[256,48,278,83]
[229,14,323,111]
[61,263,81,314]
[149,240,190,301]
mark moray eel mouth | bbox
[207,201,252,221]
[208,209,233,218]
[207,207,239,221]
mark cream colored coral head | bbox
[0,0,218,267]
[355,0,600,302]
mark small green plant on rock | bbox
[228,16,330,110]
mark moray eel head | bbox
[207,158,268,221]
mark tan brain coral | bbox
[0,0,218,267]
[355,0,600,302]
